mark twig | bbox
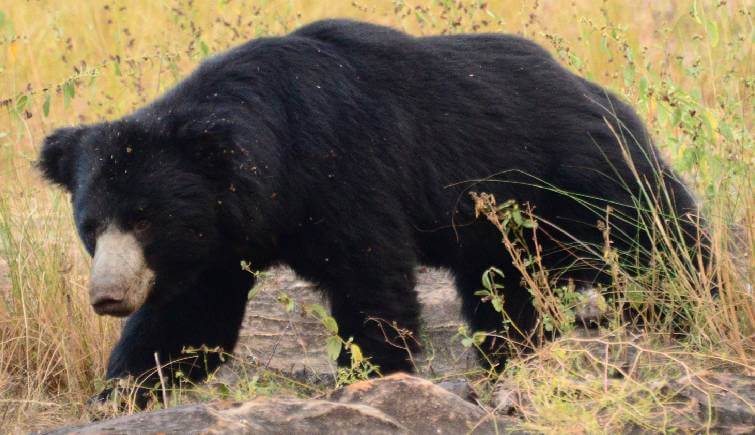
[153,352,168,406]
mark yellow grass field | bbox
[0,0,752,432]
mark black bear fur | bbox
[39,20,701,400]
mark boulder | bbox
[328,373,501,433]
[47,399,405,434]
[47,374,506,434]
[667,371,755,433]
[234,267,477,378]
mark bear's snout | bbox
[89,224,155,317]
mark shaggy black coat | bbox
[39,20,699,398]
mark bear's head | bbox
[38,108,247,317]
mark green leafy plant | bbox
[301,302,380,387]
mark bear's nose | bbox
[89,267,132,316]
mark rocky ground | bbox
[18,266,755,433]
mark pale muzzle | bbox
[89,225,155,317]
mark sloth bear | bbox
[39,20,700,400]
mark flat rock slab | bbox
[235,266,477,377]
[49,374,505,434]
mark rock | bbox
[667,372,755,433]
[48,374,505,434]
[490,378,524,415]
[436,377,477,402]
[235,268,333,376]
[234,267,477,379]
[48,399,405,434]
[328,374,503,433]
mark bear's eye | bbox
[78,219,102,254]
[81,219,102,237]
[134,220,151,232]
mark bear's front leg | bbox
[99,263,253,407]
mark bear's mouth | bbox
[91,298,136,317]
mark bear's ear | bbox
[38,126,86,191]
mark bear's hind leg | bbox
[326,267,422,374]
[454,268,537,371]
[284,211,423,375]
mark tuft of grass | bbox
[0,0,752,432]
[0,188,120,430]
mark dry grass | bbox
[0,0,752,432]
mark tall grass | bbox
[0,0,752,431]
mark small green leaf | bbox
[15,94,28,113]
[657,102,668,125]
[481,270,492,290]
[198,39,209,58]
[322,316,339,334]
[639,76,648,99]
[350,343,364,364]
[63,81,75,108]
[691,0,702,24]
[672,106,682,126]
[718,121,733,141]
[42,93,51,117]
[543,316,554,332]
[623,66,635,87]
[705,19,719,47]
[307,303,328,319]
[599,36,609,54]
[325,336,342,361]
[497,199,516,210]
[512,209,523,226]
[473,332,487,346]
